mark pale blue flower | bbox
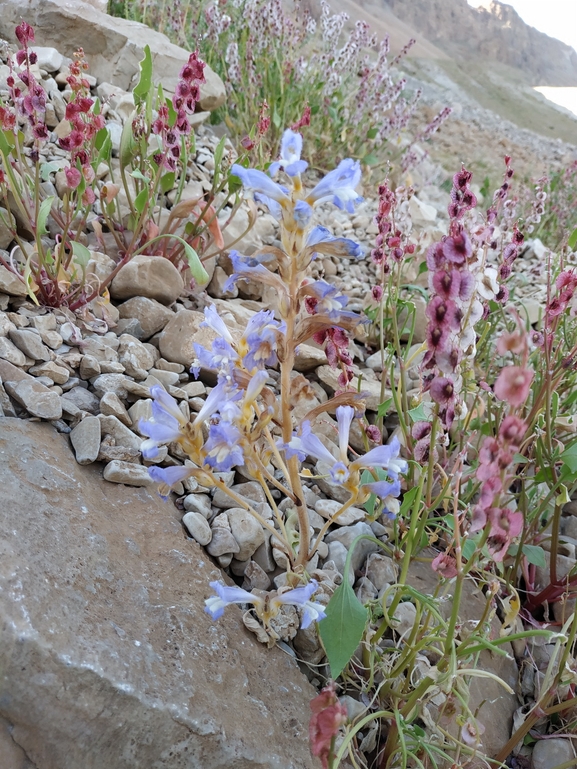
[148,465,192,499]
[231,164,290,205]
[205,581,262,619]
[294,199,313,228]
[362,478,401,519]
[305,226,364,259]
[139,386,186,458]
[253,192,283,220]
[269,129,309,177]
[201,304,234,344]
[204,421,244,471]
[351,436,408,479]
[271,580,327,629]
[306,158,363,213]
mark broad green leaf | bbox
[134,188,149,215]
[399,485,420,519]
[272,107,281,129]
[568,227,577,251]
[319,578,368,679]
[512,453,529,464]
[166,95,178,128]
[133,45,153,107]
[366,127,378,140]
[160,171,175,194]
[184,243,209,284]
[462,538,477,562]
[119,116,138,170]
[0,129,15,156]
[362,153,379,166]
[561,443,577,474]
[377,397,393,418]
[509,544,546,568]
[418,260,428,275]
[71,241,91,271]
[40,160,65,181]
[408,403,429,423]
[37,196,54,237]
[213,135,226,171]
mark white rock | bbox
[183,493,212,518]
[227,507,266,561]
[30,46,63,72]
[315,498,366,526]
[103,461,154,487]
[70,416,101,465]
[182,512,212,546]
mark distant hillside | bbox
[382,0,577,86]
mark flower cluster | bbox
[152,52,205,169]
[140,128,408,637]
[6,22,48,151]
[469,415,525,561]
[205,579,326,630]
[58,49,105,202]
[370,180,415,277]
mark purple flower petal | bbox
[148,465,191,487]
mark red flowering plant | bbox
[0,24,248,313]
[328,157,577,769]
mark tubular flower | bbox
[306,158,363,212]
[269,129,308,177]
[205,579,326,630]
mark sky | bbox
[467,0,577,53]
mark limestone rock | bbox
[111,256,184,305]
[532,738,575,769]
[5,379,62,420]
[159,309,210,367]
[0,418,318,769]
[103,460,153,486]
[70,415,101,464]
[227,507,266,561]
[9,329,51,362]
[0,265,26,296]
[182,511,212,546]
[117,296,175,339]
[315,498,366,526]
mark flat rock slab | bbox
[0,418,319,769]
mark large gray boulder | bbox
[0,418,318,769]
[0,0,226,110]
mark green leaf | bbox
[133,44,153,107]
[213,135,226,171]
[568,227,577,251]
[184,243,209,284]
[561,443,577,474]
[366,127,379,140]
[133,188,148,215]
[119,117,138,170]
[408,403,429,423]
[462,538,477,562]
[418,260,428,275]
[40,160,66,181]
[272,106,281,129]
[360,467,389,515]
[319,578,368,679]
[71,241,91,273]
[130,168,150,183]
[362,153,379,166]
[509,544,546,568]
[377,397,393,418]
[0,129,15,156]
[160,171,175,194]
[399,485,420,519]
[36,196,54,237]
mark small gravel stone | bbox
[365,553,398,591]
[61,387,100,414]
[0,337,26,366]
[70,415,101,465]
[326,522,379,572]
[315,498,366,526]
[117,296,175,339]
[183,493,212,517]
[99,391,132,426]
[92,373,130,399]
[98,415,142,450]
[5,379,62,420]
[9,328,51,361]
[182,511,212,546]
[79,355,101,379]
[28,360,70,384]
[103,460,154,487]
[227,507,266,561]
